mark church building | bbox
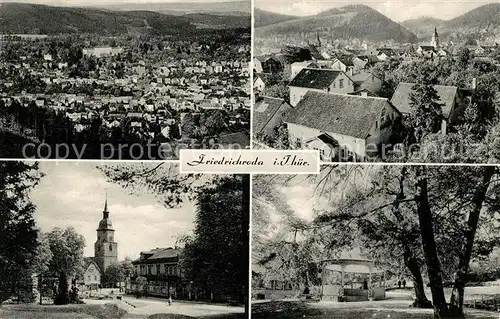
[81,196,118,290]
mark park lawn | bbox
[149,314,246,319]
[251,301,499,319]
[0,303,127,319]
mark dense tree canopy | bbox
[181,175,249,304]
[0,161,41,303]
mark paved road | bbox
[118,296,244,318]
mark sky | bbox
[30,161,197,261]
[0,0,243,5]
[255,0,499,22]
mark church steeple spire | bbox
[103,193,109,219]
[431,26,439,49]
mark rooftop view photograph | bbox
[0,0,251,160]
[252,0,500,163]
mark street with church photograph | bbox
[0,161,249,318]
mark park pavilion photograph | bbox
[0,161,249,318]
[252,165,500,318]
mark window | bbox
[320,149,325,158]
[109,244,112,251]
[94,276,97,280]
[156,264,160,275]
[148,265,152,275]
[375,120,378,129]
[295,137,301,148]
[339,79,344,89]
[88,276,91,280]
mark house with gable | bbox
[284,91,401,161]
[390,82,468,134]
[253,76,266,93]
[288,68,355,106]
[253,96,293,138]
[331,56,355,76]
[254,55,284,74]
[349,72,384,95]
[82,258,101,290]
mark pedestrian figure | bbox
[168,294,172,305]
[402,279,406,288]
[303,286,310,295]
[398,280,401,288]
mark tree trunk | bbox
[449,166,495,317]
[39,274,42,305]
[392,166,431,308]
[404,247,432,308]
[414,167,450,318]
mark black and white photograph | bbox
[252,165,500,318]
[253,0,500,163]
[0,0,251,160]
[0,161,250,318]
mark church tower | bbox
[94,195,118,273]
[431,26,439,49]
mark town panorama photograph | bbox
[0,0,251,160]
[252,0,500,163]
[0,161,250,318]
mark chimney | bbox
[471,77,477,90]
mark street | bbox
[101,296,245,318]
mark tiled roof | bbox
[377,48,397,56]
[305,132,339,147]
[390,82,458,118]
[137,247,181,263]
[253,96,292,134]
[349,72,372,84]
[216,131,250,148]
[308,44,323,60]
[335,56,354,66]
[284,91,394,139]
[83,257,101,273]
[289,68,342,90]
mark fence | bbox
[464,294,500,312]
